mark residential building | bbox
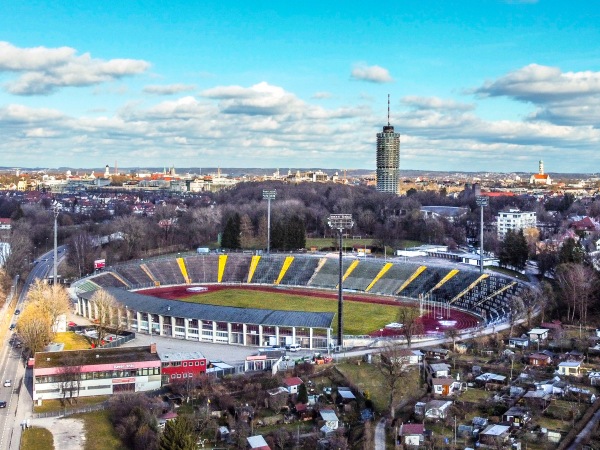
[497,208,537,238]
[376,97,400,194]
[398,423,425,447]
[558,361,584,376]
[529,353,552,367]
[502,406,531,428]
[479,425,510,446]
[528,328,550,342]
[319,409,339,434]
[283,377,303,394]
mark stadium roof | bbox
[79,288,335,329]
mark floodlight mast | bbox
[476,196,489,274]
[52,202,60,285]
[327,214,354,349]
[262,190,276,254]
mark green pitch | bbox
[180,289,405,335]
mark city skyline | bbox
[1,1,600,172]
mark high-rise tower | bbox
[376,95,400,194]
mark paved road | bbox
[374,418,386,450]
[0,247,66,450]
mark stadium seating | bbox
[73,253,529,326]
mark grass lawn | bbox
[53,332,92,350]
[459,388,490,403]
[72,410,127,450]
[336,361,421,413]
[34,396,109,414]
[20,426,54,450]
[182,289,404,335]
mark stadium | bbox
[71,253,527,350]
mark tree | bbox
[57,352,85,404]
[555,263,597,324]
[444,328,459,352]
[109,393,161,450]
[89,289,120,345]
[221,213,241,249]
[297,382,308,404]
[374,342,411,418]
[159,415,197,450]
[398,306,423,348]
[507,295,525,337]
[239,214,255,249]
[537,248,558,278]
[498,229,528,270]
[67,231,98,277]
[558,237,585,264]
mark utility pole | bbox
[52,201,61,285]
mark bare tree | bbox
[507,296,525,337]
[89,289,120,345]
[374,342,411,419]
[555,263,596,324]
[398,306,423,348]
[57,352,85,404]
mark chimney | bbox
[150,342,157,354]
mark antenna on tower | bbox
[387,94,390,126]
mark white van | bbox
[288,343,301,352]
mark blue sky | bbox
[1,1,600,173]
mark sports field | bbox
[140,285,480,336]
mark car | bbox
[3,380,11,388]
[14,309,20,316]
[0,401,6,408]
[9,324,15,330]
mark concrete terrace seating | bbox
[146,259,185,286]
[113,264,154,287]
[221,254,252,283]
[368,263,420,295]
[250,255,285,284]
[343,261,386,291]
[184,255,219,284]
[308,258,354,288]
[91,272,130,289]
[401,266,449,298]
[432,271,483,302]
[279,257,321,286]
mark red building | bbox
[158,351,207,383]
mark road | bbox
[0,246,66,450]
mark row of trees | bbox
[221,212,306,251]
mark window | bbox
[177,374,181,378]
[171,374,176,379]
[183,362,187,367]
[183,373,187,378]
[195,362,199,366]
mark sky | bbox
[1,1,600,173]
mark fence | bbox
[33,401,109,419]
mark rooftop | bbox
[34,345,159,369]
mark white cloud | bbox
[475,64,600,127]
[350,63,393,83]
[0,41,150,95]
[312,91,333,99]
[143,84,197,95]
[402,96,474,112]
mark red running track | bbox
[139,285,480,336]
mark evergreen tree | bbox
[559,237,585,264]
[221,213,241,249]
[297,382,308,404]
[159,416,197,450]
[499,229,528,270]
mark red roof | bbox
[284,377,303,387]
[532,174,549,179]
[400,423,425,435]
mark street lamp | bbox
[476,196,489,275]
[327,214,354,349]
[262,189,276,254]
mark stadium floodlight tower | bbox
[476,195,489,274]
[328,214,354,350]
[262,189,276,254]
[52,201,61,285]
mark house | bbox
[337,387,356,403]
[247,435,271,450]
[589,371,600,386]
[527,328,550,342]
[283,377,304,394]
[319,409,339,434]
[431,378,461,396]
[415,400,453,420]
[522,390,552,409]
[428,363,451,378]
[475,373,506,390]
[540,321,563,339]
[479,424,511,446]
[398,423,425,447]
[557,361,584,376]
[508,337,529,348]
[529,353,552,366]
[502,406,531,428]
